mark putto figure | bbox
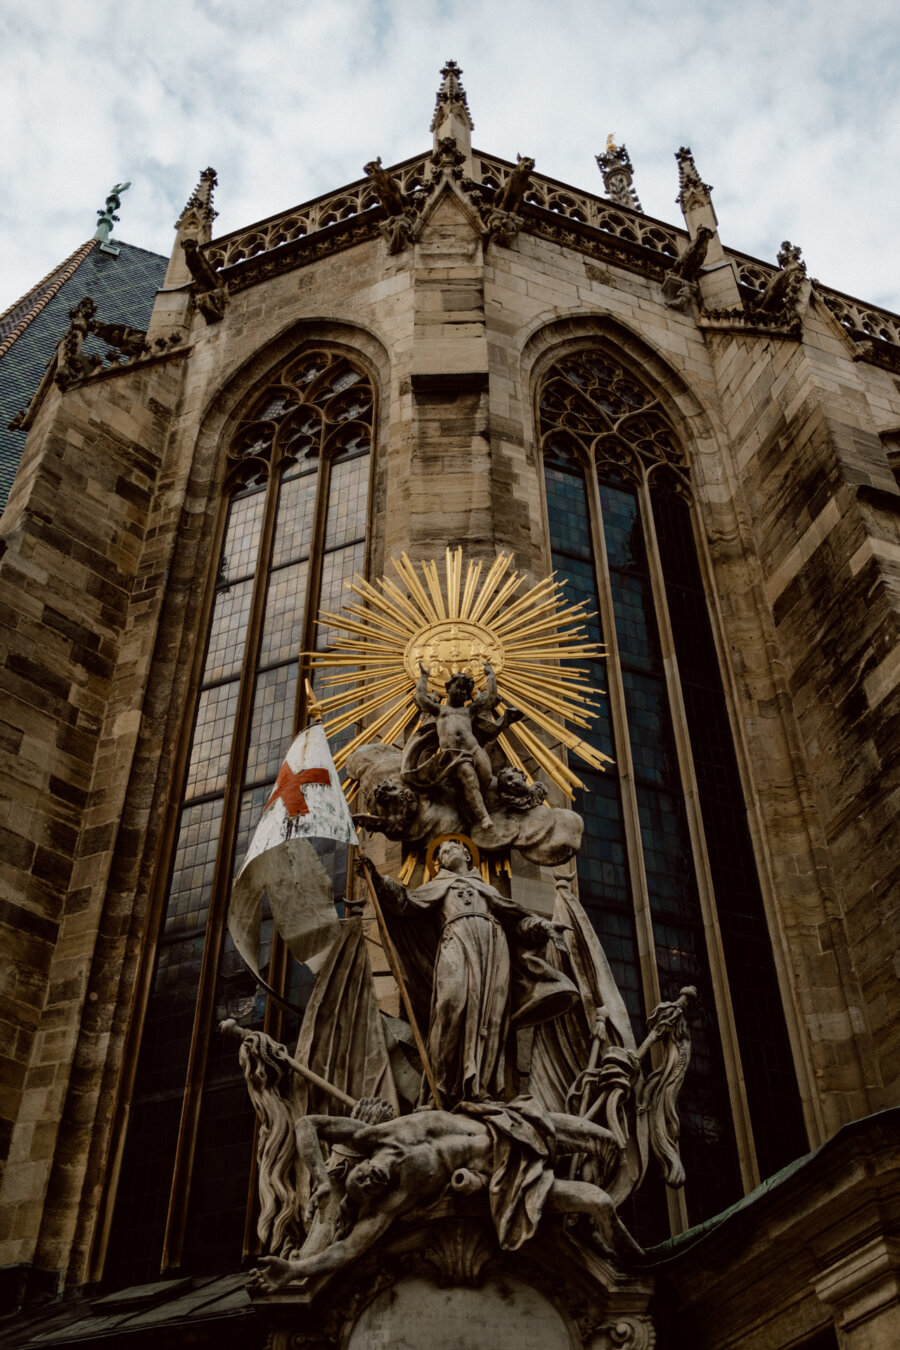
[401,660,522,829]
[360,840,577,1106]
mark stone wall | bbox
[1,170,899,1302]
[0,356,184,1290]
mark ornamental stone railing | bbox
[201,149,900,355]
[815,288,900,345]
[477,152,682,256]
[204,156,431,269]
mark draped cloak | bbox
[380,866,578,1106]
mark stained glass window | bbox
[107,351,373,1284]
[540,349,807,1241]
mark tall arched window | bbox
[106,349,374,1284]
[539,349,807,1240]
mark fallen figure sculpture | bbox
[252,1093,641,1289]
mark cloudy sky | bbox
[2,0,899,315]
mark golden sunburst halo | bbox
[307,548,613,799]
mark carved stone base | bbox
[255,1206,654,1350]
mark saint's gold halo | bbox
[307,547,613,800]
[424,833,481,878]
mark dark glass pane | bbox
[182,1078,256,1275]
[259,559,308,665]
[245,663,298,785]
[233,784,277,877]
[271,471,318,567]
[217,489,265,586]
[103,1095,182,1288]
[598,480,645,572]
[621,670,680,789]
[316,542,366,649]
[163,798,224,936]
[652,487,808,1178]
[325,455,369,549]
[544,465,592,560]
[140,936,206,1096]
[203,578,254,683]
[104,930,206,1284]
[184,681,239,799]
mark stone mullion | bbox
[162,460,283,1272]
[584,461,690,1237]
[638,472,760,1195]
[580,467,665,1022]
[293,446,334,734]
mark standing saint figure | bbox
[360,840,578,1107]
[400,660,522,829]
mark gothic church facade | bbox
[0,63,898,1349]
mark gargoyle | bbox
[92,320,149,360]
[662,225,713,310]
[363,157,409,219]
[55,297,102,387]
[494,155,535,214]
[667,225,713,283]
[755,240,807,316]
[182,238,228,323]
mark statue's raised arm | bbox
[413,661,442,716]
[471,660,499,711]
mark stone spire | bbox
[673,146,739,308]
[176,167,219,232]
[93,181,131,255]
[596,136,642,212]
[430,60,474,172]
[675,147,716,230]
[150,167,220,339]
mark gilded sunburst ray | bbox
[307,548,613,798]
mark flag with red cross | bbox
[228,722,358,988]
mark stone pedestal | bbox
[257,1210,655,1350]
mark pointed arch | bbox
[103,322,386,1284]
[532,330,810,1241]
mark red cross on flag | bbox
[228,723,358,990]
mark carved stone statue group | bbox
[350,662,583,865]
[223,659,696,1311]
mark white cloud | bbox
[1,0,899,313]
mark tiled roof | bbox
[0,240,168,514]
[0,240,97,351]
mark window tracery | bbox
[106,349,374,1283]
[539,349,807,1241]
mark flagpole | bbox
[357,852,444,1110]
[219,1018,357,1109]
